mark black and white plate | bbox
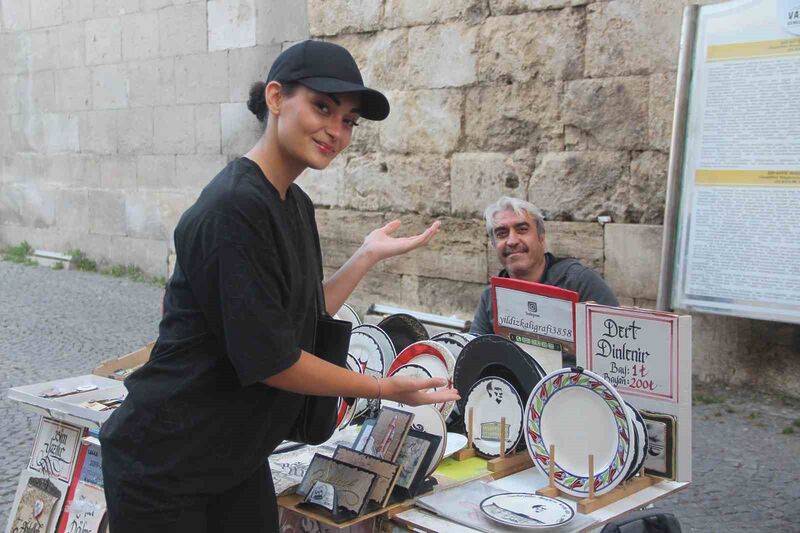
[464,377,523,457]
[377,314,428,354]
[480,493,574,529]
[352,324,396,373]
[334,302,361,327]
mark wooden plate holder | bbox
[535,445,657,513]
[453,408,533,477]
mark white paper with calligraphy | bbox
[576,303,692,483]
[28,418,83,483]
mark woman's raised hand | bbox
[361,220,441,263]
[380,375,460,407]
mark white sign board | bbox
[577,304,692,482]
[28,418,83,484]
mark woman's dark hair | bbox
[247,81,299,124]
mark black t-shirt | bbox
[99,157,321,495]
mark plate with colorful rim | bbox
[479,493,575,529]
[430,332,468,360]
[464,377,524,458]
[352,324,397,373]
[454,335,542,418]
[383,401,447,475]
[388,341,456,417]
[334,302,361,327]
[377,314,429,353]
[443,432,468,459]
[525,368,634,497]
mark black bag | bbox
[288,189,353,445]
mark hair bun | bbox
[247,81,268,122]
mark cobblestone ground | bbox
[1,260,799,531]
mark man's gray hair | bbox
[484,196,545,241]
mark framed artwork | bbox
[333,446,401,507]
[6,471,69,533]
[359,407,413,462]
[352,418,376,454]
[296,454,377,516]
[393,430,441,494]
[640,410,677,479]
[28,418,83,483]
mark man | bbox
[470,197,619,335]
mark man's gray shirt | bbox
[470,253,619,335]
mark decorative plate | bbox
[383,401,447,475]
[454,335,542,418]
[623,402,648,481]
[464,377,523,458]
[443,433,468,459]
[480,493,575,529]
[377,314,428,354]
[525,368,634,497]
[388,341,456,418]
[430,332,469,361]
[334,302,361,327]
[352,324,397,373]
[349,331,384,377]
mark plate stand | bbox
[486,416,532,477]
[453,407,476,460]
[535,448,658,513]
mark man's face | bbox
[491,209,546,279]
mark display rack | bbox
[453,408,533,477]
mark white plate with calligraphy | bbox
[334,302,361,327]
[352,324,397,372]
[465,377,523,457]
[525,368,634,497]
[480,492,574,529]
[383,401,447,475]
[387,341,456,418]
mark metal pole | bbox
[657,5,699,311]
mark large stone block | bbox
[343,153,450,215]
[31,0,63,28]
[622,150,668,224]
[450,151,534,217]
[342,268,416,314]
[99,155,137,189]
[125,191,165,239]
[68,153,101,187]
[127,58,175,108]
[379,89,462,154]
[649,71,676,152]
[175,154,227,191]
[117,107,154,155]
[158,4,207,57]
[57,24,86,69]
[14,112,80,153]
[175,52,229,104]
[604,223,662,299]
[347,114,381,153]
[308,0,382,36]
[563,77,649,151]
[89,189,126,235]
[0,75,20,113]
[195,104,221,154]
[1,0,31,31]
[17,183,57,227]
[137,154,177,190]
[585,0,683,77]
[0,183,24,225]
[55,68,92,111]
[93,0,141,18]
[416,276,486,319]
[79,110,118,154]
[256,0,309,45]
[62,0,94,23]
[19,71,56,114]
[221,101,265,156]
[376,212,488,284]
[384,0,488,28]
[153,105,195,154]
[296,154,345,207]
[92,64,128,109]
[478,10,584,83]
[407,23,477,89]
[208,0,256,51]
[227,44,281,102]
[485,220,606,279]
[29,29,59,72]
[464,80,562,152]
[0,115,11,156]
[55,188,89,229]
[85,17,122,65]
[314,208,385,268]
[121,11,159,60]
[528,151,629,221]
[327,30,409,91]
[489,0,590,15]
[0,33,29,75]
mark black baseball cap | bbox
[266,40,390,121]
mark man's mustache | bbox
[502,245,528,257]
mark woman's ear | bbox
[265,81,283,116]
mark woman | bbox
[99,40,459,532]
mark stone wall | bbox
[0,0,308,273]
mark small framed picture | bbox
[393,430,441,495]
[297,454,377,516]
[359,407,414,462]
[353,417,377,453]
[640,410,677,479]
[333,445,401,507]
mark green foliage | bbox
[794,418,800,428]
[69,249,97,272]
[694,393,723,405]
[51,261,64,270]
[2,241,36,266]
[782,426,794,435]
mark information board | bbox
[668,0,800,323]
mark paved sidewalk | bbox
[1,260,799,531]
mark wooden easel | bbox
[535,447,657,513]
[453,407,476,460]
[454,410,532,476]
